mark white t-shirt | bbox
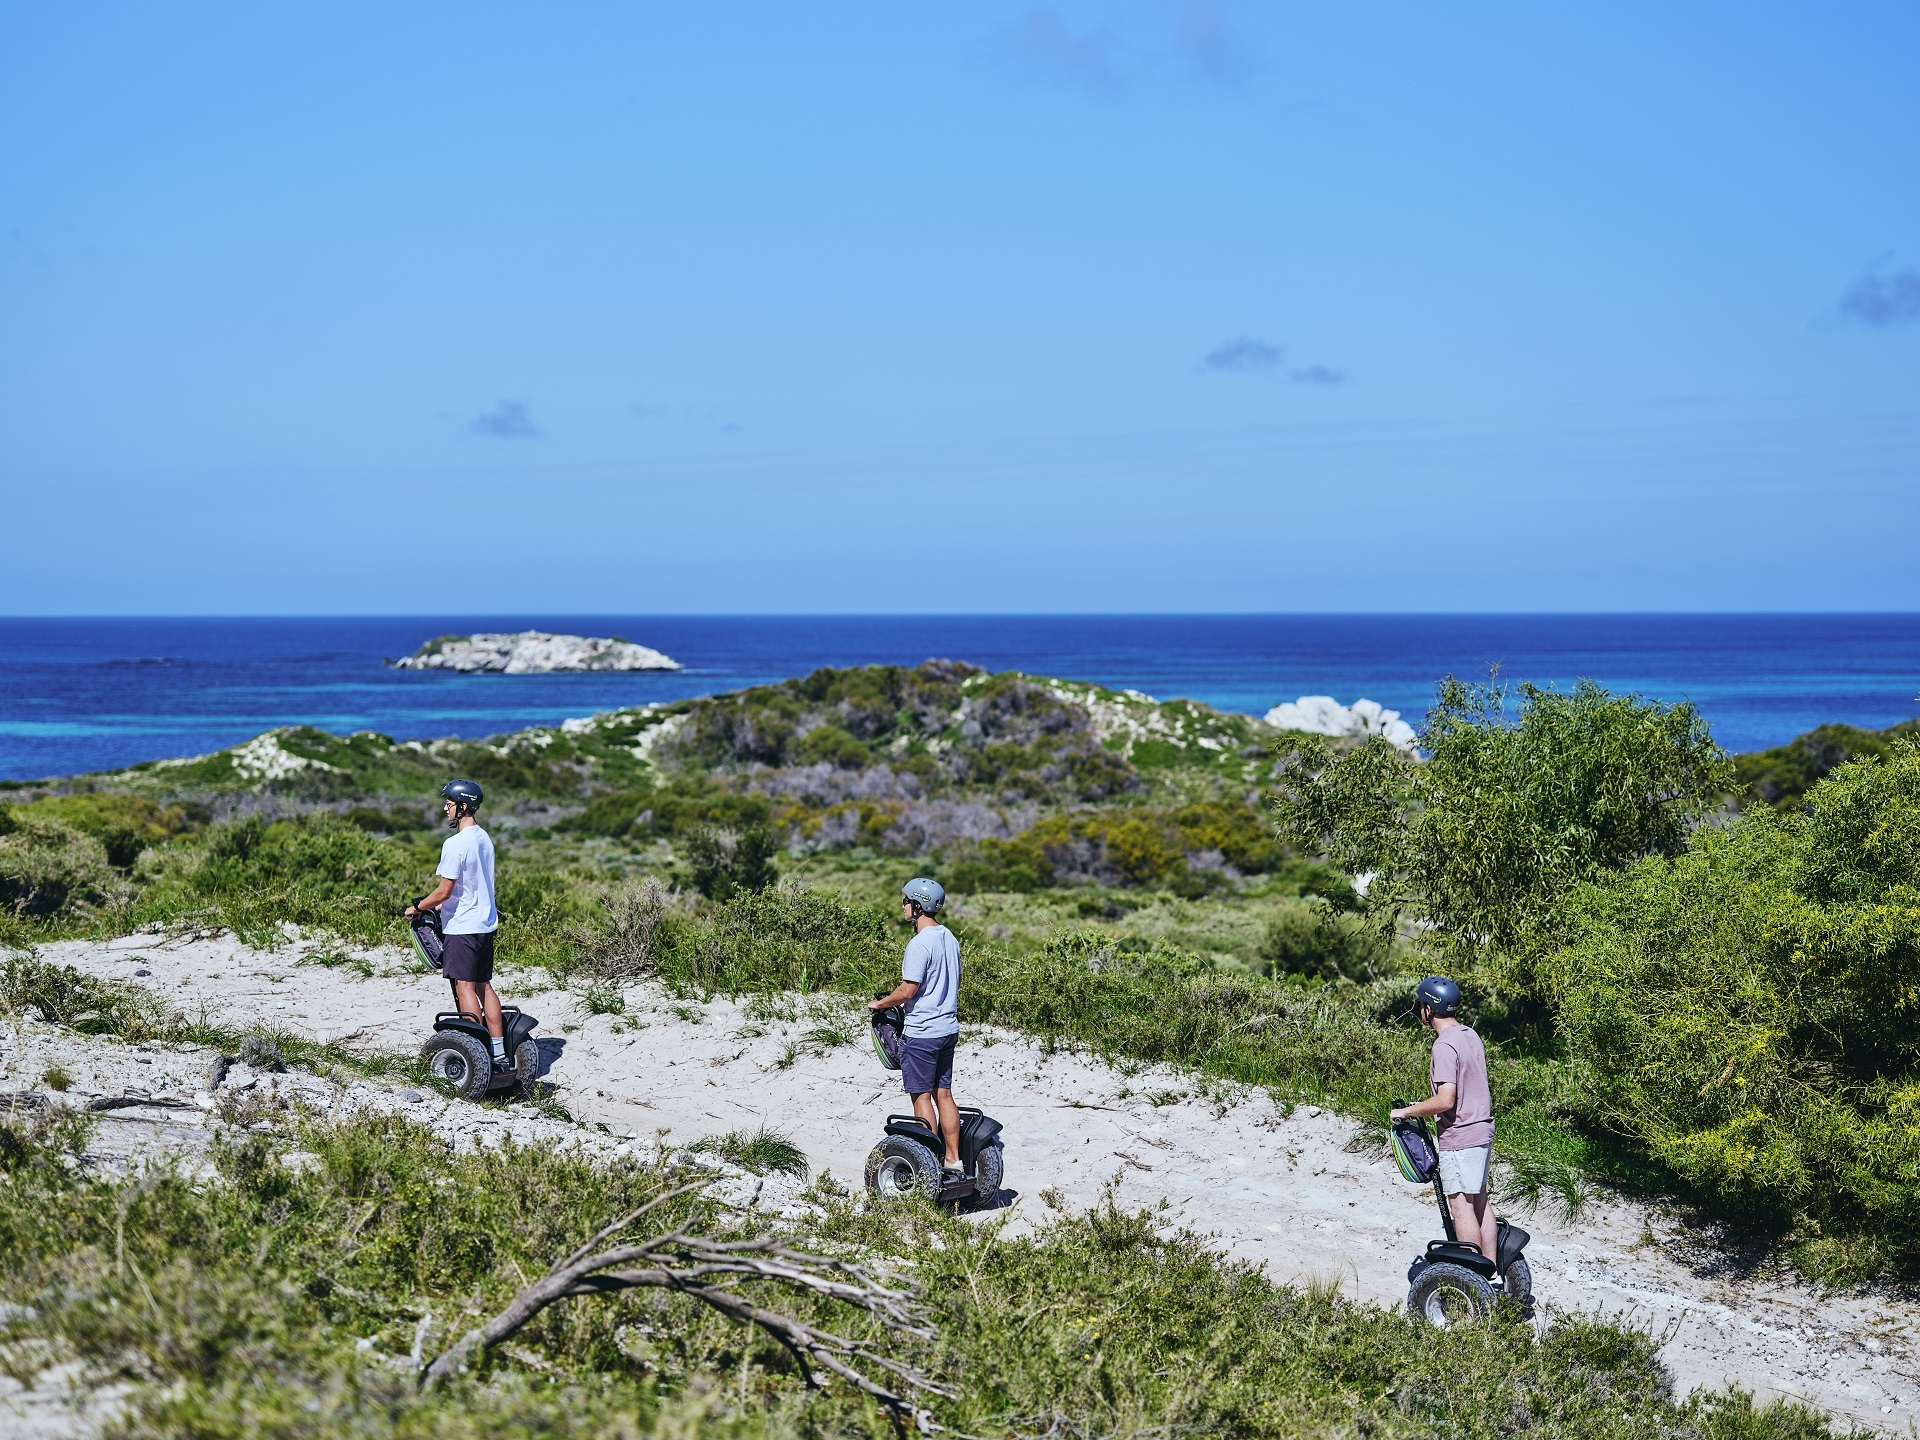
[436,825,498,935]
[901,924,960,1039]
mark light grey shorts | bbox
[1438,1144,1491,1196]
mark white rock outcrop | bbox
[392,631,681,674]
[1263,695,1418,753]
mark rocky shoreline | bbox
[390,630,681,674]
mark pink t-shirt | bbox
[1430,1024,1495,1152]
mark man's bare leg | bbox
[934,1088,961,1167]
[454,980,504,1042]
[910,1089,964,1168]
[1447,1187,1498,1260]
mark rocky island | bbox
[390,630,682,673]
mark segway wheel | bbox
[959,1140,1006,1212]
[509,1038,541,1096]
[1499,1255,1535,1317]
[422,1032,493,1102]
[1407,1261,1494,1328]
[865,1136,941,1200]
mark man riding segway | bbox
[868,878,966,1180]
[406,779,512,1073]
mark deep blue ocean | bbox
[2,615,1917,783]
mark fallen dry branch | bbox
[420,1185,950,1425]
[0,1090,195,1115]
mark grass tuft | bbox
[688,1124,810,1179]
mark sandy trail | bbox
[17,931,1920,1433]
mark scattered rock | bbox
[1264,696,1418,753]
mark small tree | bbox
[1546,740,1920,1268]
[684,824,780,902]
[1271,676,1732,985]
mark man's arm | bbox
[406,877,455,917]
[868,980,921,1011]
[1390,1084,1455,1122]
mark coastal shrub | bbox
[1734,719,1920,811]
[1256,899,1392,983]
[0,1110,1841,1439]
[1274,677,1734,986]
[460,747,586,797]
[0,813,126,920]
[1168,800,1282,873]
[965,927,1430,1104]
[946,812,1168,892]
[656,883,896,995]
[555,784,658,838]
[558,776,774,841]
[7,793,205,869]
[0,952,170,1040]
[566,877,679,985]
[794,724,872,770]
[948,802,1276,895]
[342,803,428,834]
[683,823,780,901]
[132,813,414,947]
[1548,741,1920,1272]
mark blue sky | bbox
[2,2,1916,613]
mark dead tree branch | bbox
[419,1201,949,1425]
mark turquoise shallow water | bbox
[1,614,1916,782]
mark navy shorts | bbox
[442,931,496,984]
[900,1033,956,1095]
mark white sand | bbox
[9,930,1919,1434]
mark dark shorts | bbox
[900,1033,956,1095]
[442,931,496,984]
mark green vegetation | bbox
[8,660,1919,1283]
[1274,677,1734,986]
[1549,741,1920,1279]
[686,1123,812,1178]
[0,1107,1845,1438]
[1734,718,1920,811]
[1275,681,1920,1279]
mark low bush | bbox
[565,877,679,986]
[0,950,171,1040]
[1548,741,1920,1275]
[5,792,205,868]
[555,784,659,838]
[654,884,897,995]
[132,813,416,947]
[949,801,1276,894]
[1734,719,1920,811]
[0,812,127,920]
[683,822,780,900]
[1257,899,1393,983]
[0,1110,1846,1438]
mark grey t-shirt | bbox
[901,924,961,1039]
[1431,1023,1495,1152]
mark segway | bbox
[1391,1101,1533,1325]
[407,903,540,1102]
[863,993,1006,1210]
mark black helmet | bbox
[441,779,484,828]
[1415,975,1461,1017]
